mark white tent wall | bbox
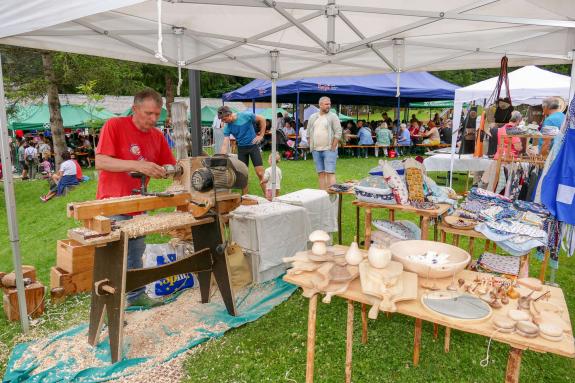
[448,64,575,186]
[0,0,575,332]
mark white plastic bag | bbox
[143,243,197,299]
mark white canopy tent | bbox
[449,65,574,186]
[0,0,575,331]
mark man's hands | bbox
[134,161,167,178]
[252,134,264,144]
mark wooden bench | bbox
[415,143,450,148]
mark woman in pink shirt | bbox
[494,111,523,159]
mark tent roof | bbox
[223,72,458,105]
[9,103,115,130]
[0,1,573,80]
[454,65,572,105]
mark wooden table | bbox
[352,200,451,247]
[284,247,575,383]
[327,189,356,245]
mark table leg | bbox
[444,327,451,353]
[364,208,372,250]
[485,240,490,252]
[434,219,438,241]
[306,294,318,383]
[389,209,395,222]
[469,237,475,258]
[420,217,429,241]
[345,300,354,383]
[492,241,497,252]
[355,206,360,243]
[337,195,343,245]
[413,318,422,366]
[361,303,368,344]
[539,249,549,283]
[452,234,460,247]
[440,228,446,243]
[433,323,439,339]
[505,348,523,383]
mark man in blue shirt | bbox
[540,97,566,155]
[218,106,266,194]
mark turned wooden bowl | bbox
[389,240,471,279]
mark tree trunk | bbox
[165,74,174,122]
[42,52,66,169]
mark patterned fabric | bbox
[478,252,521,276]
[483,220,547,239]
[514,200,549,217]
[381,160,409,205]
[373,220,421,240]
[354,185,396,205]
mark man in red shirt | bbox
[96,89,176,307]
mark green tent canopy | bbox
[332,109,355,122]
[254,107,291,120]
[9,104,115,131]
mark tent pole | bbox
[569,50,575,103]
[188,69,202,156]
[252,99,255,114]
[270,50,279,198]
[0,53,29,333]
[295,90,300,159]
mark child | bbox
[40,158,52,177]
[261,153,282,200]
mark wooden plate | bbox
[444,215,476,230]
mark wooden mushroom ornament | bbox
[309,230,330,256]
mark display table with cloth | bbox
[284,246,575,383]
[352,200,451,245]
[275,189,338,233]
[423,153,493,172]
[229,202,311,282]
[327,188,357,244]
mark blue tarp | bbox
[3,278,296,383]
[223,72,459,106]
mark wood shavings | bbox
[117,212,199,238]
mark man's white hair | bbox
[318,96,331,104]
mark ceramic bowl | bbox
[389,240,471,279]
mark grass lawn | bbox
[1,154,574,382]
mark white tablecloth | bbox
[229,202,310,272]
[423,154,493,172]
[274,188,338,233]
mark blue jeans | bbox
[312,149,337,173]
[111,214,146,303]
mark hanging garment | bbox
[541,128,575,225]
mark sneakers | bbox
[128,294,167,309]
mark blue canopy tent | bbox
[224,72,458,158]
[223,72,458,106]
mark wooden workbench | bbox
[284,245,575,383]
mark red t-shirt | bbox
[96,117,175,199]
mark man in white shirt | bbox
[307,97,342,190]
[24,143,38,180]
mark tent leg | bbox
[188,69,202,157]
[0,53,30,333]
[295,91,300,159]
[569,50,575,103]
[252,99,255,114]
[270,51,279,199]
